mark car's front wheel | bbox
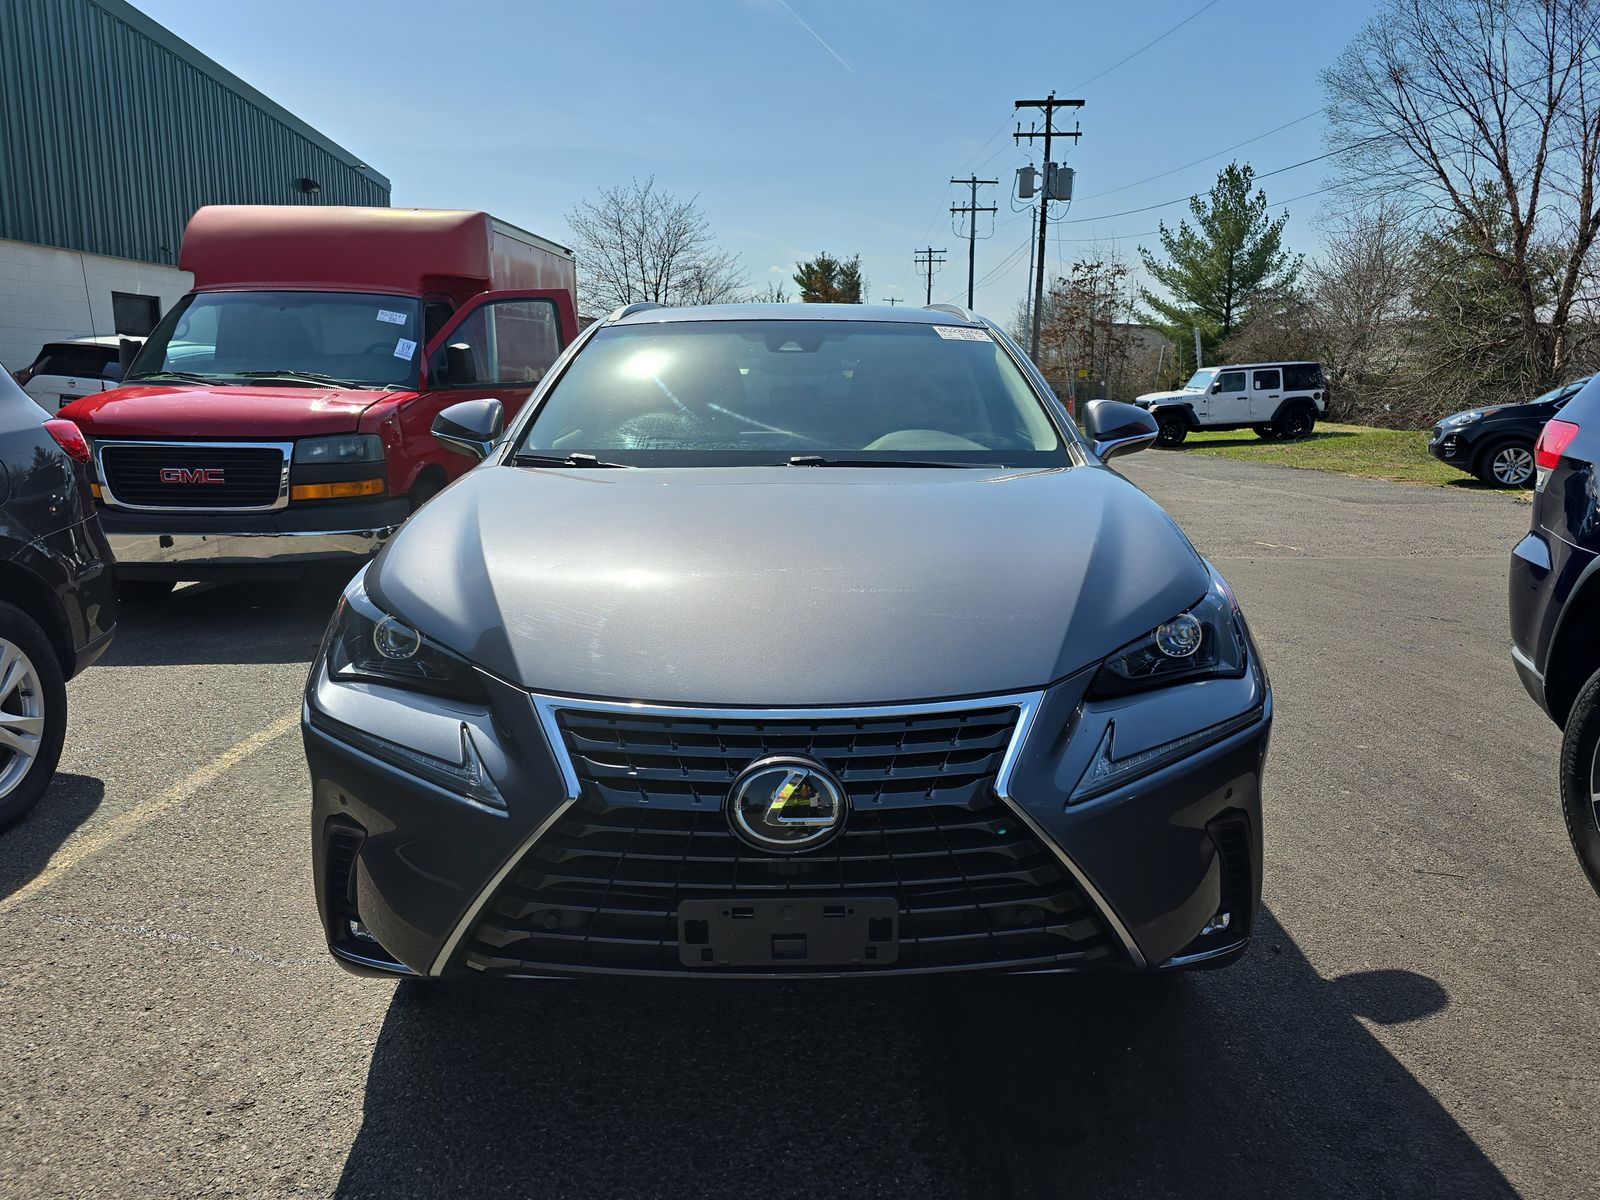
[0,602,68,830]
[1559,670,1600,898]
[1154,412,1188,447]
[1478,439,1536,488]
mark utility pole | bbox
[1021,202,1038,336]
[1014,92,1084,361]
[881,296,901,306]
[949,175,998,309]
[914,246,947,306]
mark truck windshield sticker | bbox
[932,325,991,341]
[393,338,418,360]
[376,309,408,325]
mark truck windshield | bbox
[518,319,1068,467]
[1183,369,1215,390]
[127,291,423,389]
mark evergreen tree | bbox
[794,252,867,303]
[1137,163,1298,369]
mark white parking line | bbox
[0,710,301,918]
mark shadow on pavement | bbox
[0,773,103,899]
[333,909,1511,1200]
[97,567,355,668]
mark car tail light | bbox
[44,419,91,464]
[1536,419,1580,470]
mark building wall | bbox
[0,238,190,371]
[0,0,389,265]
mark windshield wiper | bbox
[124,370,218,385]
[787,455,981,468]
[236,370,358,388]
[512,452,632,469]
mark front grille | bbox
[99,442,284,509]
[460,705,1119,975]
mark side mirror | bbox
[1082,399,1158,462]
[444,343,477,386]
[433,398,504,461]
[1210,380,1222,394]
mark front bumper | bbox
[1427,426,1467,465]
[100,497,408,580]
[305,658,1272,979]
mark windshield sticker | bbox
[376,309,408,325]
[393,338,418,360]
[932,325,991,341]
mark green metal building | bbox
[0,0,389,372]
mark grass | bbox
[1170,422,1501,488]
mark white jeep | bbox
[1134,361,1328,447]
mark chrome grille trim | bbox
[427,690,1148,975]
[94,438,293,513]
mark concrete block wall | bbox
[0,238,191,369]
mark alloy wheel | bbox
[0,637,45,800]
[1590,738,1600,839]
[1492,445,1535,487]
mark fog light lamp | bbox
[1200,912,1232,936]
[348,919,378,943]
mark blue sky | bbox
[134,0,1381,318]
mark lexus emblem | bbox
[727,756,847,853]
[159,467,225,484]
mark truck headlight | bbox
[1087,586,1246,698]
[295,434,384,463]
[325,578,485,703]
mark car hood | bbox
[371,463,1211,706]
[1135,389,1194,406]
[59,382,401,437]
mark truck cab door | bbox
[1209,369,1249,424]
[413,290,578,481]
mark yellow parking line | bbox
[0,710,301,917]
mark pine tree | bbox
[793,253,867,303]
[1137,163,1298,369]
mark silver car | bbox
[303,303,1272,980]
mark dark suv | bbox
[0,368,117,828]
[1510,375,1600,892]
[1431,376,1592,488]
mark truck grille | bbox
[99,442,285,510]
[459,705,1119,975]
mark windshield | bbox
[518,320,1067,467]
[127,291,423,389]
[1183,369,1216,390]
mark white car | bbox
[1135,361,1328,446]
[12,336,132,413]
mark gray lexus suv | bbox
[303,303,1272,979]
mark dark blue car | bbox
[1510,374,1600,893]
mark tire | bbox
[1252,425,1280,440]
[1278,407,1315,441]
[1559,670,1600,897]
[1476,438,1536,488]
[1154,412,1189,447]
[115,579,176,605]
[0,601,68,831]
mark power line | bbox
[1064,0,1225,93]
[1074,108,1323,202]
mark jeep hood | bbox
[371,463,1210,706]
[60,382,399,438]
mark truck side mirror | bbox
[444,343,477,386]
[433,398,504,461]
[1082,399,1158,462]
[1210,380,1222,394]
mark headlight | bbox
[326,578,485,703]
[295,434,384,464]
[1087,585,1246,698]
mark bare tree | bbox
[1035,258,1139,404]
[1303,203,1419,390]
[566,177,748,313]
[1324,0,1600,387]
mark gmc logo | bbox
[159,467,226,484]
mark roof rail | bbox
[924,302,979,322]
[608,302,669,321]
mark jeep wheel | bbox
[1558,669,1600,897]
[1154,412,1188,447]
[1279,408,1315,441]
[1252,424,1280,440]
[0,602,68,831]
[1477,439,1536,488]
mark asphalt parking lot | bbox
[3,452,1597,1200]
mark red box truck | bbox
[60,205,578,594]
